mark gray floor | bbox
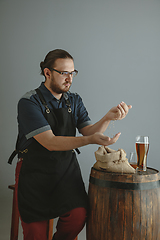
[0,190,86,240]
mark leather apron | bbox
[18,90,88,223]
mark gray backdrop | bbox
[1,0,160,239]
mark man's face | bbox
[49,58,74,94]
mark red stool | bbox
[8,185,78,240]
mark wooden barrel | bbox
[86,167,160,240]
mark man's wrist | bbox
[104,113,111,122]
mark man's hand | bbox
[106,101,132,121]
[89,132,121,146]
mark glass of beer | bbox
[135,136,149,171]
[129,152,137,169]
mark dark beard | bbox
[50,81,71,94]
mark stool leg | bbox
[47,219,54,240]
[10,187,19,240]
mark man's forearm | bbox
[80,115,111,136]
[34,131,91,151]
[49,135,92,151]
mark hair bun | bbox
[40,61,45,76]
[40,61,44,68]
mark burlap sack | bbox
[93,146,135,174]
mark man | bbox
[11,49,132,240]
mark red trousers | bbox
[15,160,87,240]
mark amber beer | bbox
[130,163,137,170]
[136,142,149,171]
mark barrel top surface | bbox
[90,167,160,183]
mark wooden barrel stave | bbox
[124,190,133,240]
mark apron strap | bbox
[8,134,20,164]
[8,149,19,164]
[36,88,51,113]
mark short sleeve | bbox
[18,97,51,140]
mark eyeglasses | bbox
[50,68,78,78]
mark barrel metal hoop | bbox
[89,176,160,190]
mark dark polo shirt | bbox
[17,82,92,150]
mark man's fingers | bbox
[113,132,121,140]
[117,102,132,119]
[128,105,132,109]
[117,104,126,119]
[108,132,121,144]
